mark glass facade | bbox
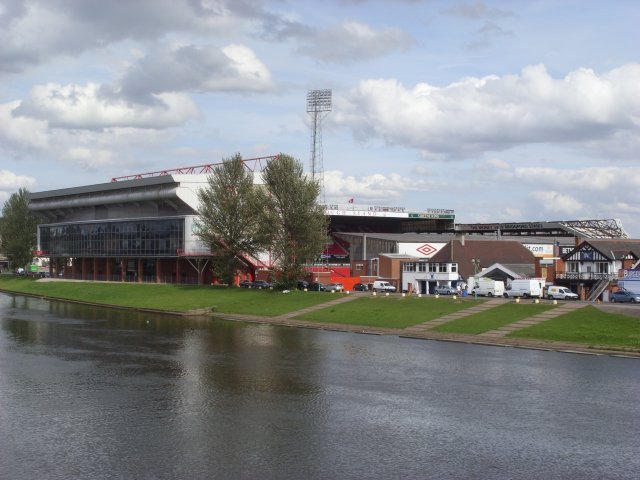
[39,219,184,257]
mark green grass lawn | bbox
[432,302,556,335]
[507,305,640,350]
[3,276,639,352]
[0,276,333,316]
[296,296,484,329]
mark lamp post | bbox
[471,258,480,300]
[471,258,480,276]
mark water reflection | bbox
[1,293,639,480]
[1,294,322,396]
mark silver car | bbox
[610,290,640,303]
[325,283,344,292]
[434,285,457,295]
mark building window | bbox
[439,263,447,273]
[451,263,457,273]
[567,262,579,273]
[354,263,364,271]
[429,263,437,272]
[39,218,185,257]
[418,262,427,272]
[404,263,416,272]
[596,262,609,274]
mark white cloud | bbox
[333,63,640,159]
[323,170,435,203]
[51,127,175,172]
[517,167,640,192]
[531,191,584,215]
[442,2,514,19]
[213,44,274,91]
[0,0,245,74]
[456,158,640,233]
[13,83,199,129]
[0,169,37,189]
[64,147,115,170]
[0,101,50,150]
[1,95,179,172]
[484,158,510,169]
[118,43,274,101]
[296,21,413,63]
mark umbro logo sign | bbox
[416,244,437,256]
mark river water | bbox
[0,293,638,480]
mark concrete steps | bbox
[403,298,504,334]
[276,293,359,320]
[479,302,585,338]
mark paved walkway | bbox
[477,301,585,338]
[403,298,504,335]
[276,293,359,320]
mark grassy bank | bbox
[0,276,331,316]
[296,296,484,329]
[432,303,556,335]
[2,276,639,352]
[508,306,640,349]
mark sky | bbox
[1,0,639,236]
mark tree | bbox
[0,188,40,270]
[196,154,270,285]
[262,154,327,288]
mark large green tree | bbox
[262,154,327,288]
[196,154,270,285]
[0,188,40,270]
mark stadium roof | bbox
[455,219,628,239]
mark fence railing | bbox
[555,272,617,281]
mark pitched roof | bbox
[431,240,536,280]
[567,239,640,260]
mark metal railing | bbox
[555,272,617,281]
[587,277,612,302]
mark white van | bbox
[546,286,579,300]
[471,278,505,297]
[372,280,396,293]
[504,279,543,298]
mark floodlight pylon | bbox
[307,89,332,202]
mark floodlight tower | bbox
[306,89,332,201]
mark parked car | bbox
[434,285,456,295]
[252,280,272,289]
[546,286,578,300]
[353,283,368,292]
[308,282,325,291]
[372,280,396,293]
[325,283,344,292]
[610,290,640,303]
[504,279,543,298]
[471,279,505,297]
[297,280,309,290]
[239,279,253,288]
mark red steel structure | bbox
[111,154,281,182]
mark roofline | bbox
[28,175,179,200]
[455,219,628,239]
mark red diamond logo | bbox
[416,243,437,256]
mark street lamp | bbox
[471,258,480,276]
